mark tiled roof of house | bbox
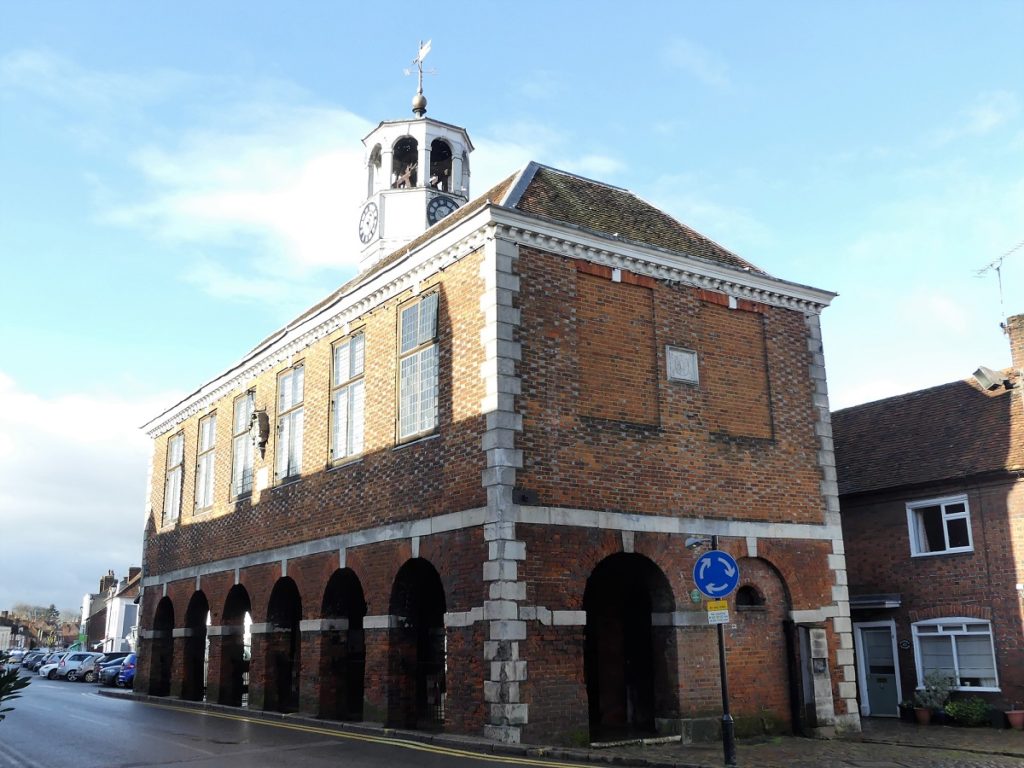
[832,373,1023,496]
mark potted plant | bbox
[1007,702,1024,730]
[913,670,951,725]
[898,699,916,722]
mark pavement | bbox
[97,689,1024,767]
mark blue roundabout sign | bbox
[693,550,740,598]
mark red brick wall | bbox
[144,250,488,576]
[842,477,1024,707]
[577,270,659,425]
[515,246,824,524]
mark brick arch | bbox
[217,584,251,707]
[909,604,992,622]
[182,590,210,701]
[319,568,367,721]
[387,558,447,730]
[263,576,302,714]
[149,596,174,697]
[583,552,679,740]
[730,556,793,734]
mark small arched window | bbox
[367,144,382,197]
[429,139,453,191]
[392,137,418,188]
[736,585,766,610]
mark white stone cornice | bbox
[489,211,836,314]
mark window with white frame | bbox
[398,292,438,440]
[906,495,973,556]
[231,392,254,497]
[913,618,998,690]
[163,432,184,525]
[331,332,365,461]
[276,364,304,480]
[195,413,216,509]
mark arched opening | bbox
[733,557,794,734]
[182,591,210,701]
[264,576,302,713]
[388,558,446,730]
[428,139,452,191]
[391,137,418,188]
[150,597,175,697]
[219,585,252,707]
[320,568,367,721]
[736,584,766,609]
[583,553,677,741]
[367,144,382,197]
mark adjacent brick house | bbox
[137,98,859,743]
[835,314,1024,717]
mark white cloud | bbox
[931,90,1021,146]
[107,107,371,277]
[0,372,173,613]
[661,38,731,90]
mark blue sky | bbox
[1,1,1021,615]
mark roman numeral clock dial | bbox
[358,202,378,244]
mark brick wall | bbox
[144,250,488,576]
[515,247,824,524]
[842,478,1024,707]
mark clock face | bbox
[427,195,460,225]
[358,202,378,244]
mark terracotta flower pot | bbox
[1007,710,1024,730]
[914,707,932,725]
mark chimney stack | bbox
[1007,314,1024,373]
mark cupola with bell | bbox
[357,41,473,271]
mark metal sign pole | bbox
[712,534,737,767]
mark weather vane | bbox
[404,40,435,117]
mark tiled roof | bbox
[832,373,1023,496]
[247,163,766,361]
[506,164,764,274]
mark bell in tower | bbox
[356,41,473,272]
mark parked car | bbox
[96,651,130,666]
[39,652,72,679]
[4,649,26,667]
[98,659,125,686]
[56,652,105,682]
[20,650,50,671]
[116,653,137,688]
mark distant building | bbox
[82,568,142,652]
[103,569,141,652]
[137,63,857,744]
[835,314,1024,717]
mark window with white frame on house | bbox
[276,364,304,480]
[913,618,998,690]
[398,292,438,440]
[906,495,973,556]
[331,332,365,461]
[231,392,254,497]
[163,432,184,525]
[194,413,216,509]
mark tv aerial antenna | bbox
[976,239,1023,327]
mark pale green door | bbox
[863,627,898,716]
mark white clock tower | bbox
[356,41,473,271]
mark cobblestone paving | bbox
[566,719,1024,768]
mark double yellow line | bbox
[146,702,589,767]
